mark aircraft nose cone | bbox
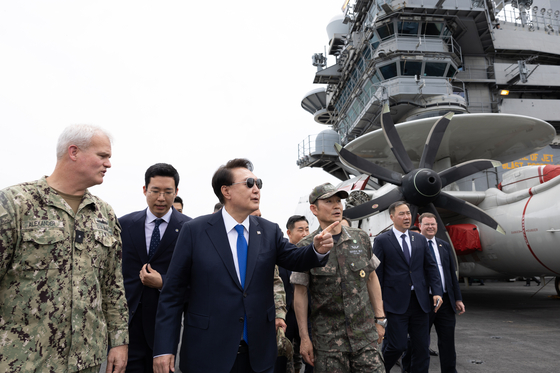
[402,168,442,206]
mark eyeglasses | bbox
[148,190,175,197]
[230,178,263,189]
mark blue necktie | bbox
[235,224,248,343]
[148,219,163,260]
[401,234,411,264]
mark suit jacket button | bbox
[243,292,247,298]
[239,317,244,323]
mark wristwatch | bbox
[374,317,387,328]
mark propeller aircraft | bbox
[295,106,560,295]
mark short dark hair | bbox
[286,215,308,231]
[212,158,254,204]
[341,216,351,226]
[388,201,410,215]
[409,225,421,232]
[174,196,183,208]
[418,212,436,224]
[145,163,179,189]
[213,202,224,213]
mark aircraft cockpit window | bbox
[379,63,398,79]
[422,22,444,36]
[400,61,422,76]
[424,62,448,76]
[398,21,419,36]
[446,65,457,78]
[376,23,395,40]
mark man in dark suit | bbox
[411,212,465,373]
[275,215,310,373]
[153,158,337,373]
[373,201,442,373]
[120,163,192,372]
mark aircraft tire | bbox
[555,277,560,296]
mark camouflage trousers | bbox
[314,344,385,373]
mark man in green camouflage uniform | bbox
[291,183,386,373]
[0,124,129,373]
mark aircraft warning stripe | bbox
[521,189,560,276]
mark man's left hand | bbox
[140,264,163,289]
[106,344,127,373]
[313,221,339,254]
[456,300,466,315]
[433,295,443,312]
[275,318,287,332]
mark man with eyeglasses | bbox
[153,158,337,373]
[120,163,192,373]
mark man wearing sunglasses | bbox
[153,158,338,373]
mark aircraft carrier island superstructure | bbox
[297,0,560,291]
[299,0,560,188]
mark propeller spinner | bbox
[336,104,505,238]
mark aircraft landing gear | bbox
[555,277,560,296]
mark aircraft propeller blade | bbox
[439,159,503,187]
[381,104,414,174]
[335,143,403,185]
[433,192,505,234]
[345,188,403,220]
[410,204,419,227]
[418,112,454,169]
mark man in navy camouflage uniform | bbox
[0,124,128,373]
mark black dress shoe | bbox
[429,348,439,356]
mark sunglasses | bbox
[230,178,263,189]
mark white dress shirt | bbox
[222,207,250,284]
[427,237,446,293]
[144,208,173,254]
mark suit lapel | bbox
[389,230,409,265]
[244,216,262,291]
[132,210,148,263]
[436,238,450,283]
[410,233,424,264]
[206,213,243,290]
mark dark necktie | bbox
[428,240,437,260]
[401,233,411,264]
[235,224,248,343]
[148,219,163,260]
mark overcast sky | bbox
[0,0,345,230]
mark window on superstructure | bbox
[379,63,398,79]
[424,62,448,77]
[398,21,419,36]
[422,22,444,36]
[377,22,395,40]
[400,61,422,76]
[370,33,380,50]
[446,65,457,78]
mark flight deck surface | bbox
[389,278,560,373]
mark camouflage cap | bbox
[309,182,349,204]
